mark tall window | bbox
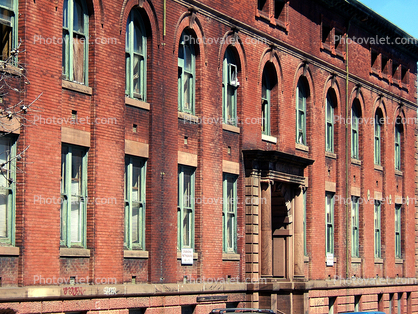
[62,0,89,84]
[0,0,17,62]
[124,157,146,250]
[222,47,239,126]
[325,193,334,254]
[326,90,335,152]
[177,166,195,250]
[395,118,402,170]
[395,204,401,258]
[261,72,270,136]
[351,197,359,257]
[0,136,16,245]
[374,112,381,165]
[61,145,88,248]
[223,174,237,253]
[125,9,146,101]
[351,103,360,159]
[178,31,195,114]
[303,188,307,256]
[374,201,381,258]
[296,79,307,145]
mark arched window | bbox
[395,117,403,170]
[351,100,361,159]
[261,71,270,136]
[296,78,308,145]
[178,31,195,114]
[63,0,89,84]
[125,9,146,100]
[374,109,383,165]
[326,90,336,152]
[222,47,239,126]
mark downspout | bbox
[345,18,352,279]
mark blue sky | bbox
[358,0,418,39]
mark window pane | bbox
[183,171,191,207]
[73,0,84,33]
[0,138,10,187]
[63,0,68,28]
[0,0,13,10]
[132,163,141,202]
[132,204,139,244]
[227,213,233,249]
[71,198,82,243]
[227,179,234,212]
[71,149,83,196]
[134,22,142,54]
[73,35,85,84]
[184,44,192,72]
[0,193,7,238]
[183,209,190,247]
[183,72,192,111]
[227,85,234,123]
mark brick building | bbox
[0,0,417,313]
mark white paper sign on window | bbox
[326,253,334,266]
[181,248,193,265]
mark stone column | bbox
[261,181,272,277]
[294,186,305,278]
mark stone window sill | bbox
[351,257,361,264]
[60,247,90,258]
[295,143,309,152]
[374,164,383,171]
[0,246,19,256]
[177,251,198,260]
[178,111,199,123]
[125,96,150,110]
[374,258,383,264]
[222,124,240,134]
[395,258,404,264]
[395,170,403,176]
[262,134,277,144]
[325,151,337,159]
[222,253,240,261]
[62,80,92,95]
[351,158,361,166]
[124,250,149,259]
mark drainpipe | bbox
[345,18,352,279]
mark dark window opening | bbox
[392,61,400,80]
[274,0,285,20]
[371,50,379,70]
[334,29,343,52]
[322,24,332,46]
[381,55,389,75]
[258,0,268,13]
[401,65,408,84]
[0,23,11,61]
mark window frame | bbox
[351,196,359,258]
[0,136,16,245]
[60,144,88,248]
[178,30,195,115]
[222,48,239,126]
[0,0,18,63]
[177,165,195,250]
[125,9,147,101]
[374,113,381,165]
[325,193,334,255]
[325,91,334,152]
[374,200,381,258]
[62,0,89,85]
[395,120,402,170]
[296,79,307,145]
[351,105,360,159]
[395,204,401,258]
[124,156,146,250]
[223,173,237,253]
[261,71,271,136]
